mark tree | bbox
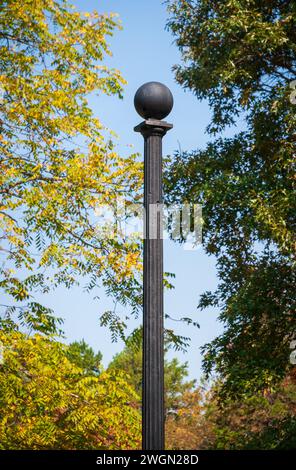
[165,386,205,450]
[165,0,296,397]
[67,340,102,376]
[0,0,142,335]
[108,341,209,450]
[0,329,141,449]
[108,340,196,415]
[167,370,296,450]
[107,336,296,450]
[202,370,296,450]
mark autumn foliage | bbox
[0,330,141,449]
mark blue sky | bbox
[44,0,223,381]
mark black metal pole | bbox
[134,82,173,450]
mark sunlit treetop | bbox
[165,0,295,396]
[0,0,143,334]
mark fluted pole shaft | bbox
[134,119,172,450]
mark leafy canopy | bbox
[165,0,296,396]
[108,339,196,414]
[0,329,141,449]
[67,339,102,376]
[0,0,142,334]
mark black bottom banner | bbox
[0,450,295,468]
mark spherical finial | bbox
[134,82,173,120]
